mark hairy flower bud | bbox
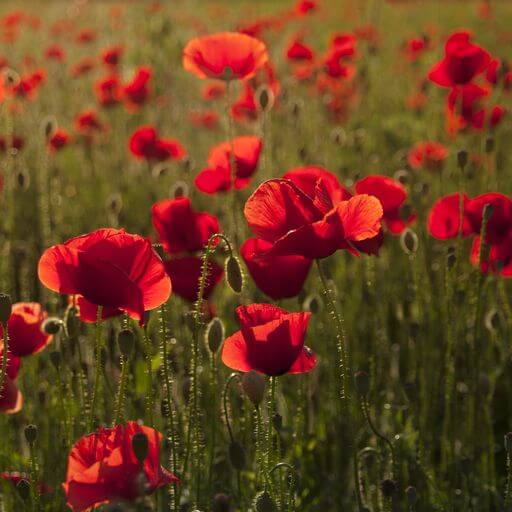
[242,370,265,407]
[205,317,224,353]
[225,256,243,294]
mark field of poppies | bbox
[2,0,512,510]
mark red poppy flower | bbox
[201,81,226,101]
[428,31,491,87]
[76,28,96,44]
[0,302,52,357]
[294,0,318,16]
[323,40,356,79]
[164,256,223,303]
[355,175,415,235]
[129,126,186,162]
[244,178,383,259]
[189,110,219,130]
[0,135,24,153]
[230,83,257,122]
[195,136,262,194]
[48,128,71,153]
[222,304,316,376]
[38,228,172,324]
[427,193,471,239]
[122,66,152,109]
[152,197,219,255]
[241,238,312,299]
[45,44,66,62]
[470,233,512,277]
[0,376,22,414]
[8,70,45,100]
[286,38,315,62]
[446,83,489,133]
[183,32,269,81]
[74,109,105,136]
[94,75,121,107]
[465,193,512,244]
[71,57,95,77]
[402,37,428,62]
[63,421,178,512]
[0,472,51,494]
[408,141,448,171]
[101,45,123,68]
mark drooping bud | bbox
[118,329,135,358]
[16,478,31,501]
[241,370,265,407]
[253,490,277,512]
[228,441,246,470]
[0,294,12,324]
[24,424,38,445]
[354,370,370,396]
[400,228,419,256]
[225,256,243,294]
[205,317,224,353]
[132,432,149,464]
[42,317,62,335]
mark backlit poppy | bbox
[122,66,152,110]
[129,125,186,162]
[408,141,448,171]
[427,193,471,239]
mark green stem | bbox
[0,322,9,397]
[143,328,154,426]
[88,306,103,431]
[113,356,128,425]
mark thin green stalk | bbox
[88,306,103,431]
[143,328,154,426]
[0,322,9,398]
[113,356,128,425]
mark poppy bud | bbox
[447,252,457,269]
[272,413,283,432]
[16,479,31,501]
[181,156,194,174]
[225,256,243,294]
[132,432,149,464]
[205,317,224,353]
[256,85,274,113]
[504,432,512,456]
[485,309,501,332]
[66,306,80,339]
[485,136,494,154]
[242,370,265,407]
[406,486,418,505]
[24,424,38,445]
[303,294,322,314]
[400,228,419,255]
[50,350,62,369]
[394,169,409,185]
[2,68,20,87]
[42,115,57,139]
[16,169,30,190]
[171,180,189,198]
[151,163,170,179]
[212,493,231,512]
[291,100,302,117]
[0,293,12,324]
[354,370,370,396]
[118,329,135,358]
[457,149,468,169]
[228,441,246,470]
[330,127,346,146]
[380,479,397,498]
[253,491,277,512]
[42,317,62,335]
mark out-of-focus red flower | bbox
[355,175,415,235]
[164,256,223,303]
[38,229,172,324]
[195,136,262,194]
[323,37,356,79]
[122,66,152,110]
[45,44,66,62]
[74,109,105,137]
[63,421,178,512]
[428,31,491,87]
[189,110,219,130]
[231,83,257,122]
[0,472,51,494]
[152,197,219,255]
[354,24,379,47]
[241,238,312,299]
[470,233,512,276]
[48,128,71,153]
[201,81,226,101]
[0,135,24,153]
[294,0,318,16]
[0,302,52,357]
[129,125,186,162]
[71,57,95,77]
[286,37,315,62]
[76,28,96,44]
[408,141,448,171]
[222,304,316,375]
[183,32,269,81]
[8,69,46,100]
[427,193,471,239]
[402,37,429,62]
[94,75,122,107]
[244,178,383,259]
[101,45,124,68]
[0,376,22,414]
[446,83,488,133]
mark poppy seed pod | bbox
[354,370,370,396]
[242,370,266,407]
[256,84,274,113]
[225,256,243,294]
[132,432,149,464]
[171,180,189,199]
[205,317,224,353]
[400,228,419,255]
[42,317,62,335]
[228,441,246,470]
[16,479,31,501]
[457,149,468,169]
[303,294,322,314]
[406,486,418,505]
[485,309,501,332]
[117,329,135,358]
[0,293,12,324]
[253,490,278,512]
[24,424,38,445]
